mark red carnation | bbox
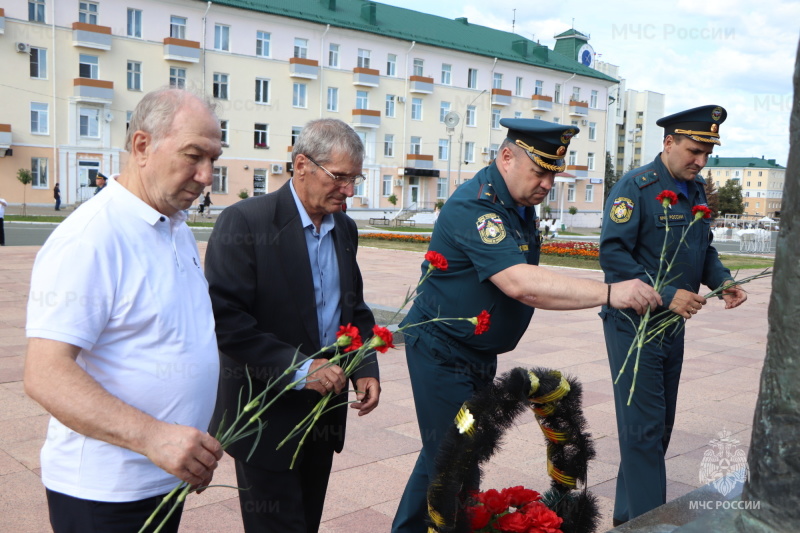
[501,485,541,508]
[471,310,491,335]
[335,324,363,353]
[477,488,509,516]
[656,190,678,208]
[468,504,492,530]
[520,501,563,533]
[367,325,395,353]
[425,250,449,272]
[494,511,533,532]
[691,205,712,220]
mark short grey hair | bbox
[291,119,365,166]
[125,87,219,152]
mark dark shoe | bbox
[613,518,627,527]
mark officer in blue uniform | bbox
[392,119,663,533]
[600,105,748,526]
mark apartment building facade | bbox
[0,0,616,224]
[705,156,785,219]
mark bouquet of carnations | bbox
[468,486,563,533]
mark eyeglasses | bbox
[305,155,365,186]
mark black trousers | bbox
[0,217,4,245]
[46,488,184,533]
[234,438,335,533]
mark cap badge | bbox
[556,146,567,157]
[711,107,723,121]
[710,124,718,133]
[560,129,577,144]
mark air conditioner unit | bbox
[270,164,284,174]
[394,179,403,187]
[581,119,589,126]
[16,42,30,54]
[397,167,405,176]
[396,96,406,104]
[481,147,489,154]
[104,111,114,123]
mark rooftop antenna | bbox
[512,9,516,33]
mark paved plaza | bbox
[0,243,772,532]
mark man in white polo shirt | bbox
[24,88,224,533]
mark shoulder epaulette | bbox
[477,183,498,203]
[631,169,660,190]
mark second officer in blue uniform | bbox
[600,105,749,525]
[392,119,662,533]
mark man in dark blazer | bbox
[205,118,380,533]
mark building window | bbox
[30,47,47,79]
[328,44,339,67]
[515,76,524,96]
[534,80,543,96]
[413,58,424,77]
[294,38,308,59]
[79,1,98,25]
[357,49,371,69]
[127,8,142,38]
[255,78,270,104]
[31,157,48,188]
[212,166,228,193]
[256,31,271,57]
[384,134,394,157]
[585,184,594,203]
[466,105,476,127]
[385,95,395,118]
[411,98,422,120]
[553,117,560,124]
[758,181,762,187]
[441,64,452,85]
[491,109,501,129]
[79,54,98,79]
[534,114,543,120]
[437,177,447,199]
[568,150,577,166]
[438,139,449,160]
[554,83,561,104]
[410,136,421,155]
[254,123,268,148]
[590,89,598,108]
[493,73,503,89]
[79,107,100,138]
[549,188,557,202]
[29,0,46,22]
[291,126,302,146]
[464,142,475,163]
[293,83,307,108]
[587,152,595,171]
[589,122,597,141]
[30,102,49,135]
[127,61,141,91]
[514,111,522,119]
[467,68,478,89]
[382,175,392,196]
[387,54,397,76]
[220,120,228,145]
[356,90,368,110]
[170,67,186,89]
[213,73,229,99]
[489,144,499,160]
[567,184,575,202]
[327,87,338,112]
[214,24,230,51]
[439,101,451,123]
[170,16,186,39]
[572,87,581,101]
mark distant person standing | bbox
[202,192,212,218]
[94,173,108,195]
[54,183,61,211]
[0,197,6,245]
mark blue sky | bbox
[379,0,799,166]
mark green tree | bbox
[568,205,578,228]
[540,204,552,219]
[703,170,719,218]
[238,188,250,200]
[603,151,619,205]
[717,179,745,215]
[388,194,398,206]
[17,168,33,217]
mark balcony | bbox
[530,94,553,111]
[74,78,114,101]
[163,37,201,63]
[289,57,319,79]
[72,22,112,50]
[569,100,589,117]
[491,88,512,106]
[351,109,381,128]
[566,165,588,178]
[409,76,434,94]
[406,153,434,169]
[353,67,379,87]
[0,124,12,154]
[0,8,6,34]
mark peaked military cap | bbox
[656,105,727,145]
[500,118,579,173]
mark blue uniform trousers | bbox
[391,325,495,533]
[602,308,685,523]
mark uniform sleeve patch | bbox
[476,213,506,244]
[610,197,634,224]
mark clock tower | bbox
[553,29,595,69]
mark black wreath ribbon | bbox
[426,367,599,533]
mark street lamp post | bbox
[457,90,487,186]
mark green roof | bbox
[706,156,785,169]
[207,0,617,83]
